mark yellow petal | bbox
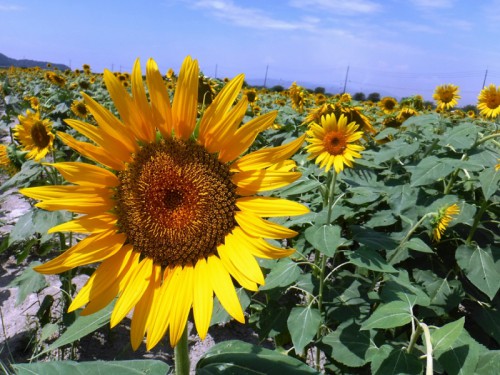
[217,242,258,291]
[146,268,174,350]
[57,132,125,170]
[232,227,295,259]
[235,211,298,239]
[131,264,162,350]
[198,74,245,146]
[20,185,112,200]
[45,162,119,187]
[218,111,277,163]
[236,196,309,217]
[111,257,153,328]
[146,58,173,137]
[34,230,126,274]
[48,213,117,234]
[231,134,306,172]
[131,59,155,142]
[207,255,244,323]
[172,56,199,139]
[192,258,213,340]
[232,170,301,195]
[68,245,135,311]
[167,265,194,347]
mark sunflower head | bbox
[0,144,20,176]
[71,100,89,118]
[289,82,307,113]
[13,110,54,161]
[396,106,419,122]
[379,97,398,114]
[244,88,258,103]
[477,84,500,119]
[20,56,309,351]
[432,203,460,241]
[433,84,460,111]
[305,113,365,173]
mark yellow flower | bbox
[289,82,307,113]
[397,107,419,122]
[13,110,54,161]
[433,84,460,111]
[244,89,258,104]
[477,84,500,119]
[432,203,460,241]
[20,57,308,350]
[24,96,40,110]
[0,144,19,176]
[70,100,89,118]
[379,97,398,114]
[305,113,365,173]
[495,159,500,171]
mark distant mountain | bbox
[0,53,69,70]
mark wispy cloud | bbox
[410,0,455,9]
[0,4,23,11]
[191,0,307,30]
[289,0,382,14]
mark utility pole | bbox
[214,64,218,79]
[263,65,269,87]
[342,65,350,94]
[482,68,488,89]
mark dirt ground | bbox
[0,185,266,374]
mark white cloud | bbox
[289,0,382,14]
[0,4,23,11]
[191,0,306,30]
[410,0,455,9]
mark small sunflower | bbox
[244,89,258,104]
[71,100,89,118]
[477,84,500,119]
[0,144,19,176]
[433,84,460,111]
[305,113,365,173]
[379,97,398,114]
[396,107,419,122]
[13,110,54,161]
[289,82,307,113]
[432,203,460,241]
[20,56,308,350]
[24,96,40,110]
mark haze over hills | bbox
[0,53,69,71]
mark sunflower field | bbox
[0,59,499,375]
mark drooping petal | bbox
[192,258,213,340]
[166,265,194,346]
[45,162,119,187]
[206,255,245,323]
[221,232,264,285]
[146,268,174,350]
[232,227,295,259]
[217,242,259,291]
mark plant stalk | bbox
[175,324,190,375]
[465,200,489,245]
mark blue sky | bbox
[1,0,499,105]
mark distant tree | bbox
[461,104,476,112]
[270,85,285,92]
[353,92,366,101]
[314,87,326,94]
[367,92,381,102]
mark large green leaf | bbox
[8,261,47,305]
[347,247,398,273]
[37,301,115,356]
[13,360,169,375]
[351,225,398,251]
[287,306,321,355]
[360,300,413,330]
[431,318,465,352]
[435,329,481,375]
[413,269,463,315]
[380,271,431,307]
[197,340,320,374]
[439,122,479,150]
[370,346,423,375]
[304,224,343,256]
[478,166,500,201]
[388,184,418,218]
[472,305,500,345]
[456,244,500,300]
[260,258,301,290]
[475,351,500,375]
[321,322,377,367]
[407,156,457,187]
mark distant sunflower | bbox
[433,84,460,111]
[396,107,419,122]
[477,84,500,119]
[0,144,19,176]
[289,82,306,113]
[25,96,40,110]
[20,56,308,350]
[379,97,398,114]
[71,100,89,118]
[495,159,499,171]
[13,110,54,161]
[432,203,460,241]
[305,113,364,173]
[244,89,258,104]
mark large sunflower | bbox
[477,84,500,119]
[433,84,460,111]
[305,113,364,173]
[20,57,309,350]
[13,110,55,161]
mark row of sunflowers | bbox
[0,58,499,374]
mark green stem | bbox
[175,324,190,375]
[420,323,433,375]
[326,171,338,224]
[474,132,500,147]
[465,200,489,245]
[406,320,422,354]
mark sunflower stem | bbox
[465,200,489,245]
[174,324,190,375]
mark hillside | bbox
[0,53,69,70]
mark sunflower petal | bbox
[235,211,298,239]
[131,59,155,142]
[207,255,244,323]
[232,227,295,259]
[45,162,119,187]
[232,170,301,195]
[146,268,173,350]
[167,265,194,347]
[48,213,117,234]
[146,58,173,137]
[193,258,213,340]
[236,196,309,217]
[217,242,259,291]
[172,56,199,139]
[220,233,264,285]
